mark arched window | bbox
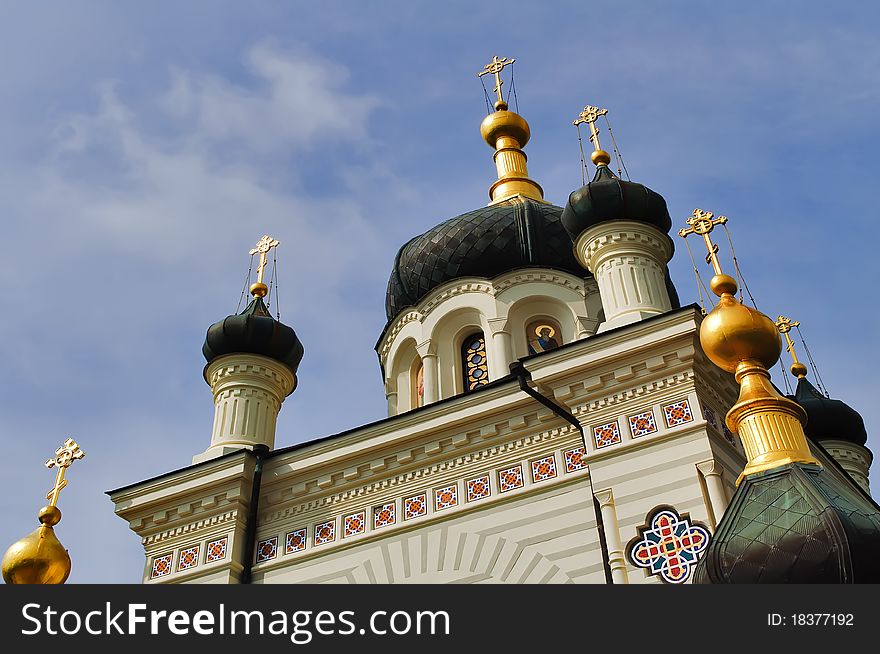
[412,361,425,408]
[526,319,563,355]
[461,332,489,392]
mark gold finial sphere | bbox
[38,505,62,526]
[791,361,808,378]
[494,100,508,111]
[480,109,530,149]
[250,282,268,298]
[591,149,611,166]
[709,273,738,297]
[699,293,782,373]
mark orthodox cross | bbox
[249,235,280,286]
[775,315,806,377]
[678,208,728,275]
[573,105,608,152]
[477,55,515,106]
[44,438,85,507]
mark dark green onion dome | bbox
[560,165,673,241]
[385,198,587,322]
[789,377,868,447]
[203,296,304,377]
[693,462,880,583]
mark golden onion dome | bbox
[699,274,782,373]
[2,505,71,585]
[480,103,531,148]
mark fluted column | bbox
[696,460,729,527]
[594,488,629,584]
[574,220,673,332]
[193,353,295,464]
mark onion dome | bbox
[560,165,673,242]
[385,198,586,321]
[203,296,304,377]
[791,377,868,447]
[693,461,880,583]
[2,506,71,584]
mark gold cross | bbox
[775,315,806,377]
[573,105,608,152]
[477,55,515,107]
[678,208,728,275]
[249,235,280,286]
[44,438,85,507]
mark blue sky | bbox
[1,2,878,582]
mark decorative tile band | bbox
[629,410,657,438]
[256,536,278,563]
[499,464,524,493]
[151,553,173,579]
[564,446,586,473]
[315,520,336,546]
[286,529,307,554]
[466,475,491,502]
[404,493,428,520]
[530,455,557,482]
[594,421,621,449]
[374,502,396,529]
[344,511,366,538]
[205,537,228,563]
[434,484,458,511]
[663,399,694,427]
[177,545,199,571]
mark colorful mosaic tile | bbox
[499,465,524,492]
[434,484,458,511]
[344,511,366,538]
[629,410,658,438]
[285,529,307,554]
[627,507,710,584]
[177,544,200,571]
[594,421,621,448]
[466,475,491,502]
[151,553,173,579]
[664,399,694,427]
[531,455,557,482]
[564,446,587,473]
[374,502,396,529]
[256,536,278,563]
[315,520,336,546]
[404,493,427,520]
[205,536,228,563]
[703,406,717,429]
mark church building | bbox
[87,57,880,585]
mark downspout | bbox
[509,361,614,584]
[240,444,269,585]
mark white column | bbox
[421,353,439,404]
[594,488,629,584]
[487,318,515,380]
[385,380,398,417]
[193,353,296,464]
[574,221,673,332]
[696,460,729,528]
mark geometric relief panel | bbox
[498,465,524,493]
[374,502,396,529]
[530,455,557,482]
[626,506,710,584]
[466,475,491,502]
[255,536,278,563]
[593,421,621,449]
[177,544,200,571]
[663,399,694,427]
[150,553,173,579]
[285,529,307,554]
[205,537,228,563]
[629,410,657,437]
[564,446,587,473]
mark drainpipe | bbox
[240,444,269,585]
[509,361,614,584]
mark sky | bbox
[1,1,879,583]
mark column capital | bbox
[696,459,724,478]
[594,488,615,508]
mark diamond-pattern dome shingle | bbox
[385,198,587,321]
